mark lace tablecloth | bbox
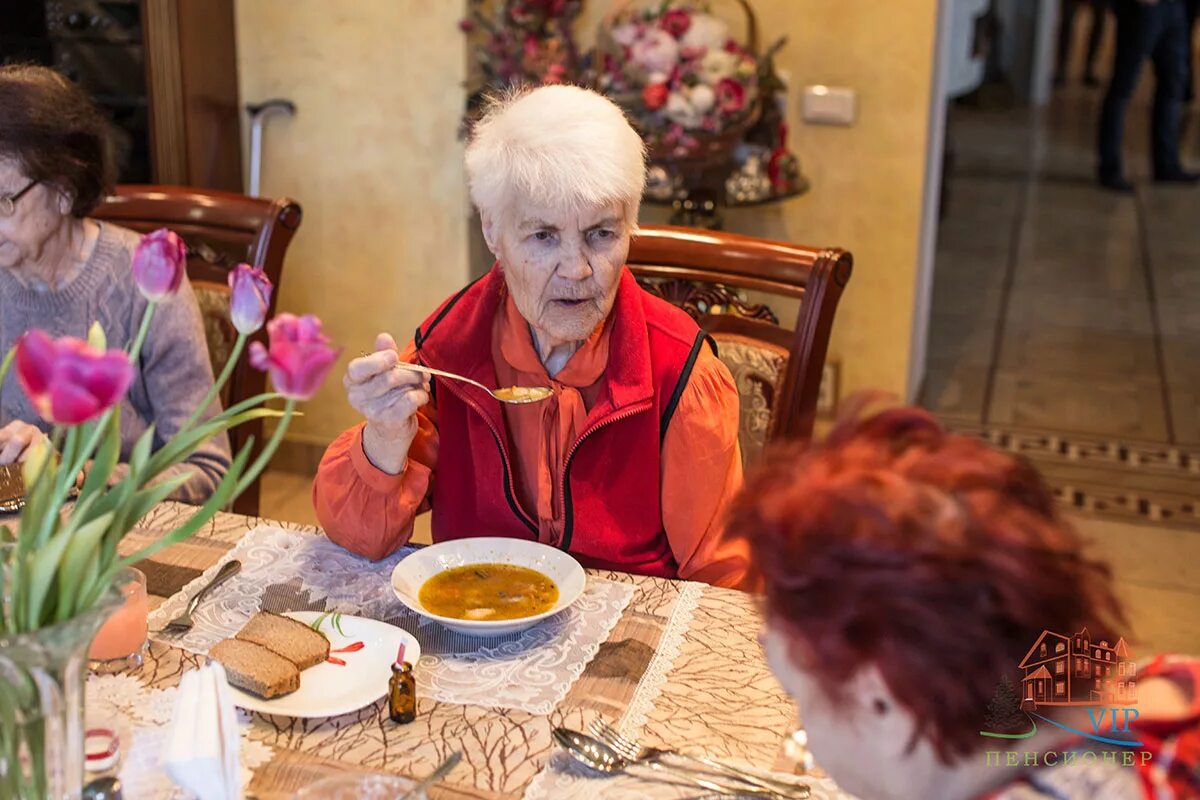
[86,673,274,799]
[146,526,634,714]
[109,503,820,799]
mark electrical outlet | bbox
[817,360,840,417]
[802,85,857,126]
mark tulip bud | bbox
[87,321,107,350]
[20,435,54,489]
[248,314,340,401]
[131,228,187,302]
[227,264,273,335]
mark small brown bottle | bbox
[388,661,416,724]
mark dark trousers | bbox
[1186,0,1198,100]
[1057,0,1112,79]
[1098,0,1191,179]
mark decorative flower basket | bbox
[460,0,586,135]
[595,0,763,170]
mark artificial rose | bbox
[689,83,716,113]
[458,18,474,33]
[700,49,740,82]
[679,13,730,52]
[664,91,703,129]
[15,330,134,426]
[630,28,680,75]
[642,82,670,111]
[716,78,746,114]
[130,228,186,302]
[228,263,273,335]
[249,314,340,401]
[610,22,642,48]
[660,8,692,38]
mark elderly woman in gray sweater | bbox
[0,64,229,502]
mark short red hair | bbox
[730,404,1127,763]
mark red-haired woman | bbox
[731,406,1200,800]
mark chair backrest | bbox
[93,185,303,516]
[627,225,852,462]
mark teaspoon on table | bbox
[359,352,553,405]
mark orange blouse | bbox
[313,294,753,590]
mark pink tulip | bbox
[15,330,134,425]
[248,314,340,401]
[227,264,273,335]
[131,228,187,302]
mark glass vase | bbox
[0,586,123,800]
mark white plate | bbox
[225,611,420,718]
[390,537,586,637]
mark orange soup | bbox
[419,563,558,621]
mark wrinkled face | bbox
[0,157,69,271]
[484,197,632,346]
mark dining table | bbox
[93,501,846,800]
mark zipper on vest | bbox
[559,402,652,553]
[434,376,539,536]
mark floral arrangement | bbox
[597,1,760,158]
[0,229,338,635]
[0,228,338,797]
[460,0,585,129]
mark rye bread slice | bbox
[210,638,300,699]
[235,611,330,670]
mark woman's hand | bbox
[0,421,47,465]
[345,333,431,475]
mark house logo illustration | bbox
[1017,627,1137,709]
[980,628,1143,751]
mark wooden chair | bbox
[628,225,852,463]
[94,185,303,516]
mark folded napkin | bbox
[162,662,242,800]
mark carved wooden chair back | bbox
[627,225,852,462]
[94,185,303,515]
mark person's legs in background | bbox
[1099,0,1156,189]
[1084,0,1114,84]
[1057,0,1084,84]
[1184,0,1198,101]
[1150,0,1198,180]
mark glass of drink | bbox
[89,567,149,673]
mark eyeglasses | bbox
[0,179,39,217]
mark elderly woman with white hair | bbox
[313,85,750,588]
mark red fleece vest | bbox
[412,266,709,577]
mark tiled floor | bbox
[917,37,1200,650]
[925,87,1200,443]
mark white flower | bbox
[665,91,703,129]
[631,28,680,75]
[700,50,740,82]
[689,84,716,113]
[680,13,731,52]
[611,22,641,48]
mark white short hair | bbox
[464,85,646,223]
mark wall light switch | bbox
[802,85,857,126]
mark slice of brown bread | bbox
[210,638,300,699]
[235,611,330,670]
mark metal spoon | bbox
[360,351,552,405]
[82,776,123,800]
[552,728,774,798]
[397,750,462,799]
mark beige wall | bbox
[579,0,941,405]
[234,1,470,446]
[236,1,938,447]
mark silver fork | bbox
[589,719,810,799]
[157,560,242,634]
